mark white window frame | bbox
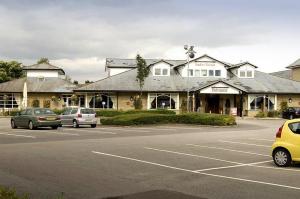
[147,93,179,110]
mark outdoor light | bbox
[184,45,197,112]
[102,101,106,105]
[289,98,292,103]
[162,102,166,108]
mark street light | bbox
[184,45,196,112]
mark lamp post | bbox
[184,45,196,112]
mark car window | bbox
[34,109,55,115]
[81,109,95,114]
[295,108,300,112]
[20,110,26,115]
[288,122,300,134]
[25,109,32,115]
[71,109,78,114]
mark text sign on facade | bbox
[195,62,216,67]
[211,87,228,93]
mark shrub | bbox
[255,111,267,118]
[52,109,65,115]
[96,109,176,117]
[101,113,236,126]
[0,185,30,199]
[267,110,279,118]
[280,101,288,112]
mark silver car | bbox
[60,108,97,128]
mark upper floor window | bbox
[187,69,222,77]
[188,69,194,77]
[209,70,214,77]
[154,68,169,76]
[201,69,207,76]
[215,70,221,77]
[239,70,253,78]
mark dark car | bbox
[282,107,300,119]
[11,108,61,130]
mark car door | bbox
[286,122,300,159]
[14,110,26,127]
[23,109,33,127]
[60,109,71,125]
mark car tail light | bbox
[77,114,82,118]
[38,117,46,121]
[276,125,283,138]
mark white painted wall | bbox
[179,56,227,78]
[200,82,240,94]
[109,68,132,76]
[26,70,59,78]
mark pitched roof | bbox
[105,58,185,69]
[75,68,300,94]
[22,63,65,75]
[0,77,77,93]
[287,58,300,69]
[227,61,258,69]
[269,70,292,80]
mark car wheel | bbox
[290,115,294,120]
[273,148,291,167]
[51,126,58,130]
[91,124,96,128]
[73,120,79,128]
[28,121,36,130]
[11,120,17,129]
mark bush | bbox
[133,97,143,110]
[267,110,279,118]
[101,113,236,126]
[52,109,65,115]
[0,185,30,199]
[255,111,267,118]
[96,109,176,117]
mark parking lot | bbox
[0,118,300,199]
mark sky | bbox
[0,0,300,82]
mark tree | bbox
[135,54,149,110]
[73,80,79,85]
[136,54,149,95]
[0,61,24,83]
[37,57,49,64]
[85,80,93,84]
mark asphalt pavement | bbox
[0,117,298,199]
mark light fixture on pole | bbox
[184,45,196,112]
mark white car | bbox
[60,108,97,128]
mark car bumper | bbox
[77,118,97,125]
[36,120,62,127]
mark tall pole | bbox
[187,55,190,112]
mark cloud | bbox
[0,0,299,82]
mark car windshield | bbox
[34,109,55,115]
[81,109,95,114]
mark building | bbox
[75,54,300,116]
[1,54,300,117]
[0,62,77,111]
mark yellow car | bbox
[272,119,300,167]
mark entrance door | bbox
[205,94,220,114]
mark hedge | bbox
[101,113,236,126]
[96,109,176,117]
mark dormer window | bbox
[239,69,253,78]
[215,70,221,77]
[154,68,169,76]
[209,70,214,77]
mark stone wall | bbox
[27,93,65,109]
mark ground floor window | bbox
[148,93,179,110]
[0,93,19,109]
[62,95,85,107]
[249,94,275,111]
[89,94,113,109]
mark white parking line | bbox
[11,129,80,136]
[63,128,116,134]
[195,160,272,172]
[92,151,300,191]
[219,140,270,148]
[186,144,271,157]
[248,138,274,142]
[95,127,150,133]
[144,147,244,165]
[0,132,36,138]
